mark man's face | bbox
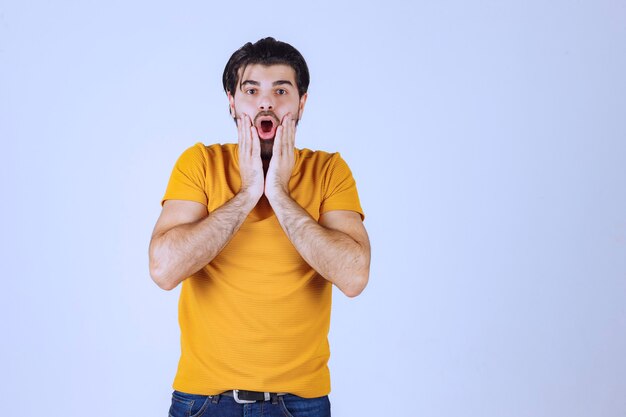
[228,64,307,160]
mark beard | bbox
[232,109,300,161]
[254,110,281,161]
[260,139,274,161]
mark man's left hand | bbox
[265,113,296,201]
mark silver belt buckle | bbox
[233,390,270,404]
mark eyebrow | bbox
[240,80,294,88]
[272,80,294,87]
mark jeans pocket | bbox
[278,398,295,417]
[278,395,331,417]
[169,391,212,417]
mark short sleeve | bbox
[320,153,365,220]
[161,143,208,206]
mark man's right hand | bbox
[237,113,264,204]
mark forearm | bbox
[268,192,370,297]
[149,191,257,290]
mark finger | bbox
[274,125,283,157]
[242,114,252,155]
[283,113,294,153]
[237,116,244,148]
[279,112,290,143]
[280,112,290,127]
[250,121,261,157]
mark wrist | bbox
[237,186,262,208]
[265,183,289,203]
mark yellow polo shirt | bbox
[162,142,364,398]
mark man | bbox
[149,37,370,417]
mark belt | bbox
[221,389,288,404]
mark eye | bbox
[276,89,287,95]
[245,88,256,95]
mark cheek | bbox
[233,101,254,115]
[284,100,302,114]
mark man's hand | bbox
[237,113,264,204]
[265,113,296,201]
[150,116,265,290]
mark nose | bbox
[258,91,274,111]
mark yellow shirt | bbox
[162,142,364,397]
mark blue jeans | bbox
[168,390,331,417]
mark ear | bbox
[297,92,308,121]
[227,91,236,117]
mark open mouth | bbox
[254,113,279,140]
[260,120,273,133]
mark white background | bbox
[2,1,625,416]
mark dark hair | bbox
[222,37,310,98]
